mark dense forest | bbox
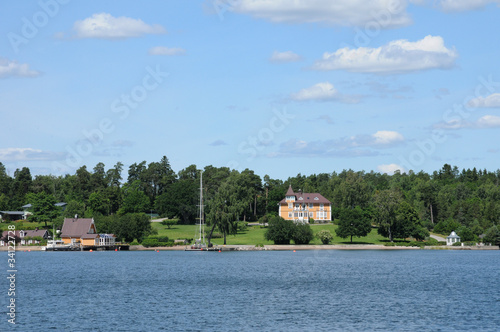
[1,157,499,243]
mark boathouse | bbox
[61,217,99,246]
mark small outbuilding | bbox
[446,231,461,246]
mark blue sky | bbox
[1,0,500,180]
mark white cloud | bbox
[434,115,500,129]
[291,82,338,101]
[477,115,500,128]
[149,46,186,56]
[269,51,302,63]
[231,0,411,28]
[436,0,500,12]
[269,130,404,158]
[0,58,40,78]
[0,148,63,162]
[377,163,406,174]
[372,131,405,145]
[468,93,500,108]
[312,35,457,74]
[72,13,166,39]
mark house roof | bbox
[24,229,49,238]
[285,185,295,196]
[1,229,48,238]
[279,186,331,204]
[0,211,25,215]
[447,231,460,239]
[61,218,95,238]
[81,234,99,239]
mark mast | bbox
[199,171,204,244]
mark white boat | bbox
[43,239,73,251]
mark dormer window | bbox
[314,197,319,200]
[298,197,303,200]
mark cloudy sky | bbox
[1,0,499,180]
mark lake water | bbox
[1,250,499,331]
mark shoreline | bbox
[3,244,498,251]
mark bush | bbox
[264,216,295,245]
[316,230,333,244]
[141,238,159,247]
[425,238,438,246]
[292,223,314,245]
[237,221,248,231]
[141,237,174,247]
[309,218,315,224]
[161,219,177,229]
[130,240,140,245]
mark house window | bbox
[295,203,299,209]
[309,203,313,208]
[298,197,303,200]
[314,197,319,200]
[309,212,314,218]
[288,203,292,209]
[288,212,292,218]
[320,203,324,210]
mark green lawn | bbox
[151,222,388,245]
[0,220,53,231]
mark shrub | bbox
[316,230,333,244]
[408,241,424,248]
[452,241,462,246]
[309,218,315,224]
[161,219,177,229]
[141,238,159,247]
[292,223,314,245]
[157,236,169,243]
[237,221,248,231]
[425,238,438,246]
[264,216,295,245]
[130,240,140,245]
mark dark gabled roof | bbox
[285,185,295,196]
[23,229,50,238]
[81,234,99,239]
[61,218,95,238]
[279,186,331,204]
[1,229,48,238]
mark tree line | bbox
[0,159,499,244]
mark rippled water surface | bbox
[2,250,499,331]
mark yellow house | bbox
[61,218,99,246]
[279,185,331,223]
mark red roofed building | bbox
[279,185,331,223]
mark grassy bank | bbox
[151,223,388,246]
